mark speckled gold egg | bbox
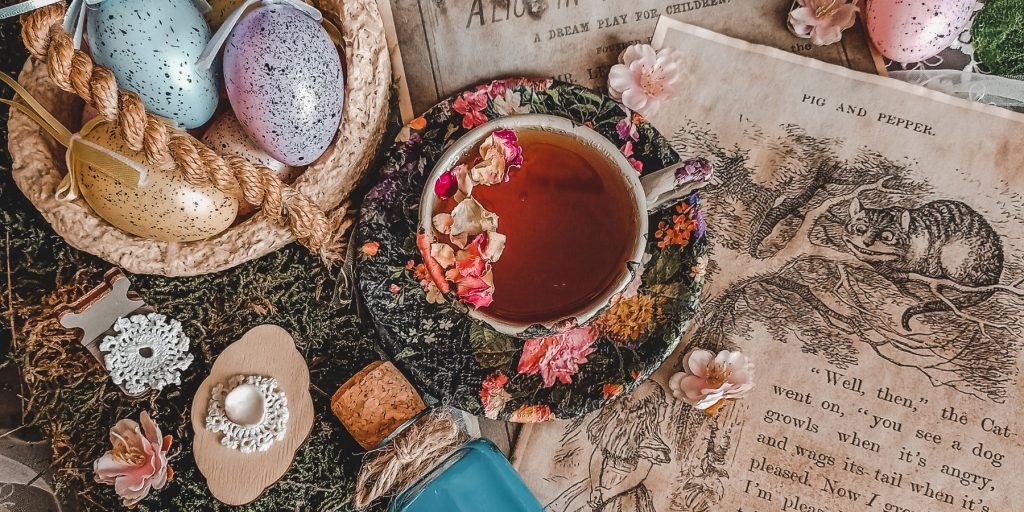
[76,122,239,242]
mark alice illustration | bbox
[547,380,671,512]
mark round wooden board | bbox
[190,325,314,506]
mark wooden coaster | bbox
[190,325,314,506]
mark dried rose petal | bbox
[433,213,453,235]
[431,243,456,268]
[450,197,498,238]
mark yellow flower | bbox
[596,294,656,343]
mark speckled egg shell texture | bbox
[87,0,220,129]
[223,4,346,167]
[202,111,301,182]
[77,122,239,242]
[866,0,974,63]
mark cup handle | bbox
[641,158,715,213]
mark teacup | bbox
[419,114,710,336]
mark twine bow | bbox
[354,408,470,509]
[197,0,322,70]
[0,71,147,201]
[1,0,213,49]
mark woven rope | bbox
[20,3,331,251]
[354,410,470,509]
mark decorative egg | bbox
[87,0,220,128]
[201,111,301,183]
[223,4,345,166]
[76,122,239,242]
[866,0,974,63]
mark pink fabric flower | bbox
[668,349,755,413]
[788,0,859,46]
[94,412,173,508]
[480,371,512,420]
[454,91,488,129]
[607,44,685,117]
[518,326,599,388]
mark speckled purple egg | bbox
[866,0,974,63]
[223,5,345,166]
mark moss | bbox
[973,0,1024,77]
[0,22,390,511]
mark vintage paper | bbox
[512,18,1024,512]
[382,0,881,120]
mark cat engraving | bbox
[844,199,1004,331]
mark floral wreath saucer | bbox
[355,78,708,422]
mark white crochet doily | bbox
[99,313,194,395]
[205,375,289,453]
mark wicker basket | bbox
[7,0,390,276]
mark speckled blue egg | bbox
[223,4,345,166]
[87,0,220,129]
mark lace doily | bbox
[206,375,289,453]
[99,313,194,396]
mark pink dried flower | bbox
[434,169,459,199]
[607,44,685,117]
[451,269,495,308]
[94,412,173,508]
[471,130,524,185]
[788,0,859,46]
[518,326,599,388]
[668,349,755,414]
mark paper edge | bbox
[651,16,1024,125]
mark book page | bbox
[381,0,881,120]
[512,18,1024,512]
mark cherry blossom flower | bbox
[788,0,859,47]
[668,349,755,414]
[607,44,685,117]
[518,326,599,388]
[453,90,488,129]
[94,412,173,508]
[480,372,512,420]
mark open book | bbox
[512,18,1024,512]
[377,0,881,121]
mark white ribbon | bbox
[889,70,1024,110]
[197,0,322,70]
